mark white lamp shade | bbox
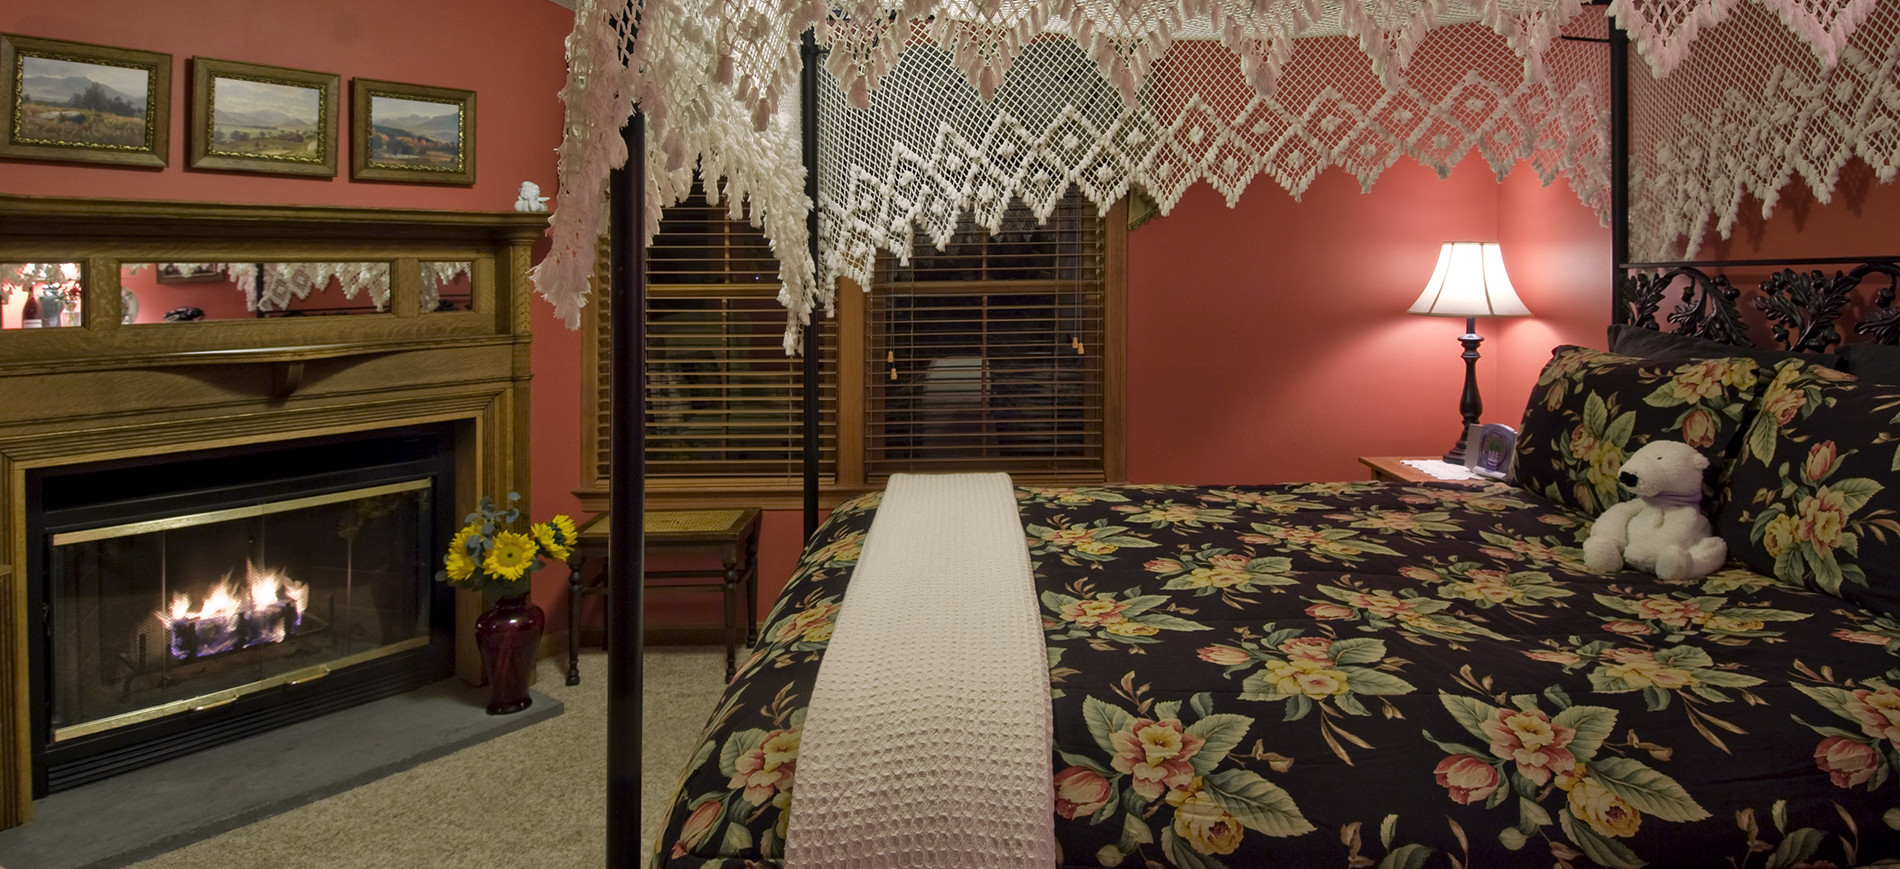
[1407,242,1531,318]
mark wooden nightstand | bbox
[1358,456,1477,483]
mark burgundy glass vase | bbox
[475,593,544,714]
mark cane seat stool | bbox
[565,507,762,683]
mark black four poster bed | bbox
[532,0,1900,865]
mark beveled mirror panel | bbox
[2,262,84,329]
[119,262,391,322]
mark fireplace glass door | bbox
[47,480,432,744]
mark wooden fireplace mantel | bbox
[0,194,546,828]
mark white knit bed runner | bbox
[784,472,1057,868]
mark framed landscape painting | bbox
[190,58,338,176]
[350,78,474,185]
[0,33,170,167]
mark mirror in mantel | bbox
[0,262,477,329]
[1,262,84,329]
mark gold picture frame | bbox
[0,33,170,167]
[190,57,338,177]
[350,78,474,185]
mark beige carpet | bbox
[123,647,726,869]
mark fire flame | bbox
[156,563,310,659]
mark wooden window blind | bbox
[865,192,1107,480]
[586,184,837,492]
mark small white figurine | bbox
[513,181,549,213]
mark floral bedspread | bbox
[651,482,1900,869]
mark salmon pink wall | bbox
[1125,159,1610,484]
[2,0,570,211]
[1697,159,1900,261]
[1494,167,1617,425]
[3,0,580,617]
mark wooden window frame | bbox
[576,198,1126,512]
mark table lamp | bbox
[1407,242,1532,463]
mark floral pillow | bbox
[1514,346,1763,516]
[1718,358,1900,614]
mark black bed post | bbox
[605,111,648,868]
[801,28,822,542]
[1609,14,1631,324]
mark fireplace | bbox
[25,427,457,796]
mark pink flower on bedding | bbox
[772,601,840,644]
[1181,567,1251,589]
[1803,441,1842,484]
[1679,408,1718,448]
[1569,424,1596,457]
[1699,613,1766,634]
[1834,629,1891,646]
[1278,636,1333,665]
[1209,553,1250,570]
[1144,558,1184,573]
[1797,488,1852,551]
[1433,755,1500,804]
[671,797,724,858]
[1109,718,1206,802]
[1599,648,1696,690]
[1664,360,1734,403]
[1044,526,1099,546]
[1262,661,1352,698]
[1763,374,1808,426]
[1053,766,1113,818]
[1446,575,1524,605]
[728,727,800,806]
[1626,596,1710,628]
[1399,566,1442,583]
[1305,603,1354,620]
[1813,736,1885,788]
[1345,591,1416,620]
[1119,504,1207,524]
[807,532,865,565]
[1197,645,1252,666]
[1523,649,1581,666]
[1602,620,1653,636]
[1544,380,1570,411]
[1842,686,1900,745]
[1059,597,1128,628]
[1479,708,1576,786]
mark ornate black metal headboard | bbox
[1617,258,1900,349]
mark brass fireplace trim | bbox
[51,478,433,546]
[52,636,431,743]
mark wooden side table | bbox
[1358,456,1479,484]
[565,507,763,684]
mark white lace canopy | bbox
[532,0,1900,349]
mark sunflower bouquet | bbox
[438,493,578,602]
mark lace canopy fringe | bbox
[532,0,1900,351]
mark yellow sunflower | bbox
[483,530,538,581]
[532,515,577,561]
[443,524,479,582]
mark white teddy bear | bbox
[1582,440,1729,581]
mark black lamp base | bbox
[1443,429,1470,465]
[1445,320,1483,466]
